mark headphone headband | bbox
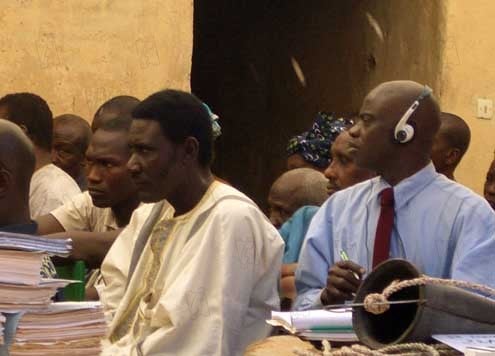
[417,85,433,101]
[394,85,433,143]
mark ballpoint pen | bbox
[339,250,361,280]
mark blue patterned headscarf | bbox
[202,103,222,140]
[286,112,354,168]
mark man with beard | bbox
[100,89,283,355]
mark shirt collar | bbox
[103,207,122,231]
[369,162,438,209]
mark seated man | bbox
[37,116,143,268]
[0,93,81,218]
[430,112,471,180]
[268,167,327,229]
[295,81,495,310]
[280,131,374,301]
[286,112,353,171]
[51,114,92,191]
[100,89,283,355]
[484,154,495,210]
[0,119,56,278]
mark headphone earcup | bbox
[395,124,415,143]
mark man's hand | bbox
[321,261,365,305]
[281,263,298,277]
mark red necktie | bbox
[372,187,394,268]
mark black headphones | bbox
[394,85,433,143]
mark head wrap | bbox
[202,103,222,140]
[286,112,354,168]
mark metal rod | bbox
[322,299,426,310]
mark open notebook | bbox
[267,309,357,341]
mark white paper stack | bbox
[0,232,71,257]
[0,233,73,312]
[0,250,46,286]
[267,309,357,341]
[10,302,107,355]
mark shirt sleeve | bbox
[50,192,93,231]
[450,197,495,291]
[294,200,335,310]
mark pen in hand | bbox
[339,250,361,280]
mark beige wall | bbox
[440,0,495,193]
[0,0,192,121]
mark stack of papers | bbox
[0,235,74,312]
[0,250,46,286]
[10,302,107,355]
[267,309,357,341]
[0,279,72,312]
[0,314,5,345]
[0,232,71,257]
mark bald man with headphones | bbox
[294,80,495,309]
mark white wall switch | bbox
[477,98,493,119]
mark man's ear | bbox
[446,148,461,165]
[0,168,12,198]
[182,137,200,164]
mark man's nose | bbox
[127,154,141,174]
[324,161,337,181]
[348,122,360,138]
[86,165,102,183]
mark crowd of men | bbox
[0,80,493,355]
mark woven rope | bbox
[293,276,489,355]
[292,342,453,356]
[364,276,495,315]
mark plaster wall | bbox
[0,0,192,120]
[440,0,495,194]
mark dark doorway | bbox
[192,0,444,210]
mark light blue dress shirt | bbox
[294,163,495,310]
[279,205,319,264]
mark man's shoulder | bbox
[52,191,94,214]
[210,182,257,209]
[328,177,376,205]
[429,176,494,215]
[208,182,270,221]
[131,202,159,221]
[32,164,80,194]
